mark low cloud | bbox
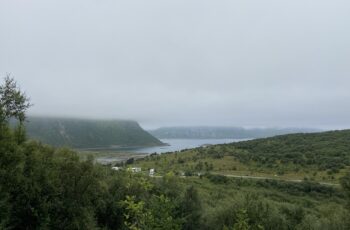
[1,0,349,129]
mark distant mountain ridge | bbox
[149,126,319,139]
[24,116,164,148]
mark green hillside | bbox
[132,130,350,183]
[24,116,164,148]
[229,130,350,172]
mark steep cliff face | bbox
[25,116,163,148]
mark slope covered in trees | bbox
[23,116,164,148]
[229,130,350,172]
[133,130,350,183]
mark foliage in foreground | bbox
[2,136,349,230]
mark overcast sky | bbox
[0,0,349,129]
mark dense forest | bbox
[21,116,164,148]
[1,77,350,229]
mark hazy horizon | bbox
[24,115,328,131]
[1,0,349,130]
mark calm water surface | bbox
[93,138,249,164]
[127,138,248,154]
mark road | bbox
[152,173,340,187]
[214,173,340,187]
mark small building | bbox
[128,167,142,173]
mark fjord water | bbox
[94,138,248,164]
[126,138,248,153]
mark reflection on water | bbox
[91,138,249,164]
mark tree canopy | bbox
[0,75,31,124]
